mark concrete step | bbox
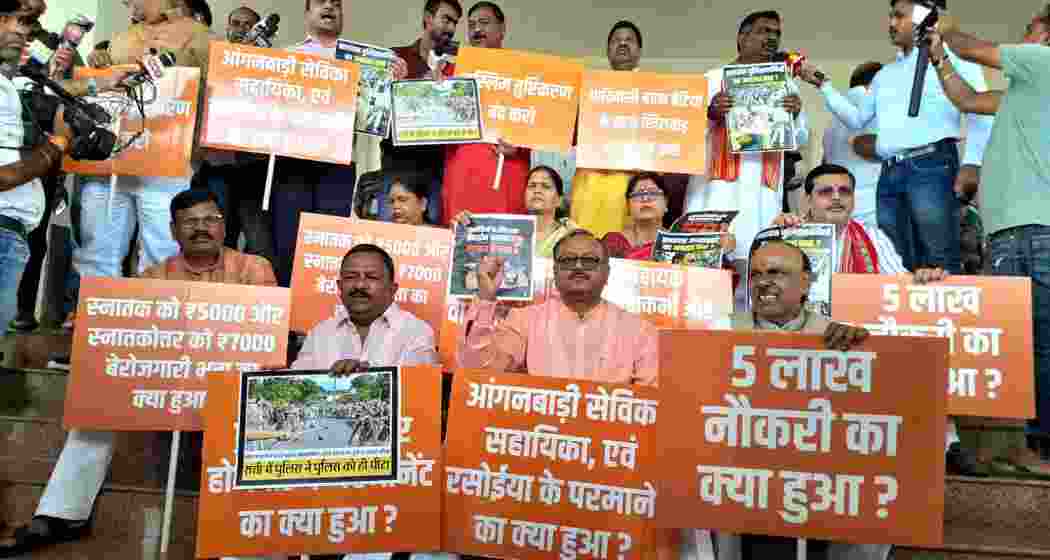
[0,480,198,555]
[0,333,72,372]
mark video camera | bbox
[19,65,117,161]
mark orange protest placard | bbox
[64,277,290,431]
[196,366,444,557]
[200,41,360,164]
[576,70,708,174]
[444,369,664,559]
[454,46,581,152]
[61,66,199,177]
[832,274,1035,418]
[658,331,947,546]
[439,258,734,368]
[289,213,453,338]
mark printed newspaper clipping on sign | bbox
[65,277,290,431]
[832,274,1035,418]
[657,331,947,546]
[444,370,664,559]
[197,366,443,557]
[200,41,360,163]
[234,368,401,489]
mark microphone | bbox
[434,38,459,57]
[111,51,178,88]
[776,51,824,83]
[908,0,945,117]
[242,14,280,48]
[59,14,95,52]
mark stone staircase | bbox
[1,333,1049,560]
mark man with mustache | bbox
[686,10,809,311]
[711,240,871,560]
[380,0,462,225]
[568,20,644,239]
[440,1,531,225]
[0,190,275,555]
[292,243,450,560]
[799,0,993,277]
[273,0,408,287]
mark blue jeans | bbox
[877,142,961,273]
[73,175,189,278]
[986,225,1050,437]
[0,227,30,329]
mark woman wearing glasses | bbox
[449,166,578,258]
[600,172,668,260]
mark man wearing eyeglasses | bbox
[0,191,274,556]
[458,229,657,385]
[138,189,276,283]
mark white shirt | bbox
[291,303,438,370]
[823,86,881,226]
[820,47,993,166]
[0,75,44,230]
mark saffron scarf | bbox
[709,118,783,190]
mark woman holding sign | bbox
[450,166,578,258]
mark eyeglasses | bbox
[627,189,665,201]
[178,215,224,229]
[812,185,854,198]
[555,256,603,271]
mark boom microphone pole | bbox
[908,0,945,117]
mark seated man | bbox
[457,228,682,557]
[715,240,873,560]
[1,189,275,556]
[291,243,453,560]
[458,229,656,385]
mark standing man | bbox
[568,20,643,239]
[72,0,210,293]
[821,62,883,227]
[275,0,407,286]
[193,6,275,268]
[0,190,276,556]
[800,0,993,274]
[928,5,1050,472]
[381,0,461,224]
[440,1,530,224]
[686,10,809,310]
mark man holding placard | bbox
[568,20,643,239]
[686,10,809,312]
[441,1,532,224]
[0,190,278,556]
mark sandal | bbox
[0,515,91,558]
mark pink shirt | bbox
[288,36,337,58]
[292,303,438,370]
[458,299,659,386]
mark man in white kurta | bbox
[684,11,809,310]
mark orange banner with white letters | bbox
[454,47,582,152]
[199,41,360,163]
[64,277,290,431]
[289,214,453,341]
[658,330,947,546]
[61,66,199,177]
[576,70,708,174]
[195,366,443,557]
[831,274,1035,418]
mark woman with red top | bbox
[600,172,668,260]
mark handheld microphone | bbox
[59,14,95,52]
[908,0,945,117]
[242,14,280,48]
[434,38,459,57]
[776,50,825,83]
[111,51,177,88]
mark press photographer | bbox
[0,0,74,332]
